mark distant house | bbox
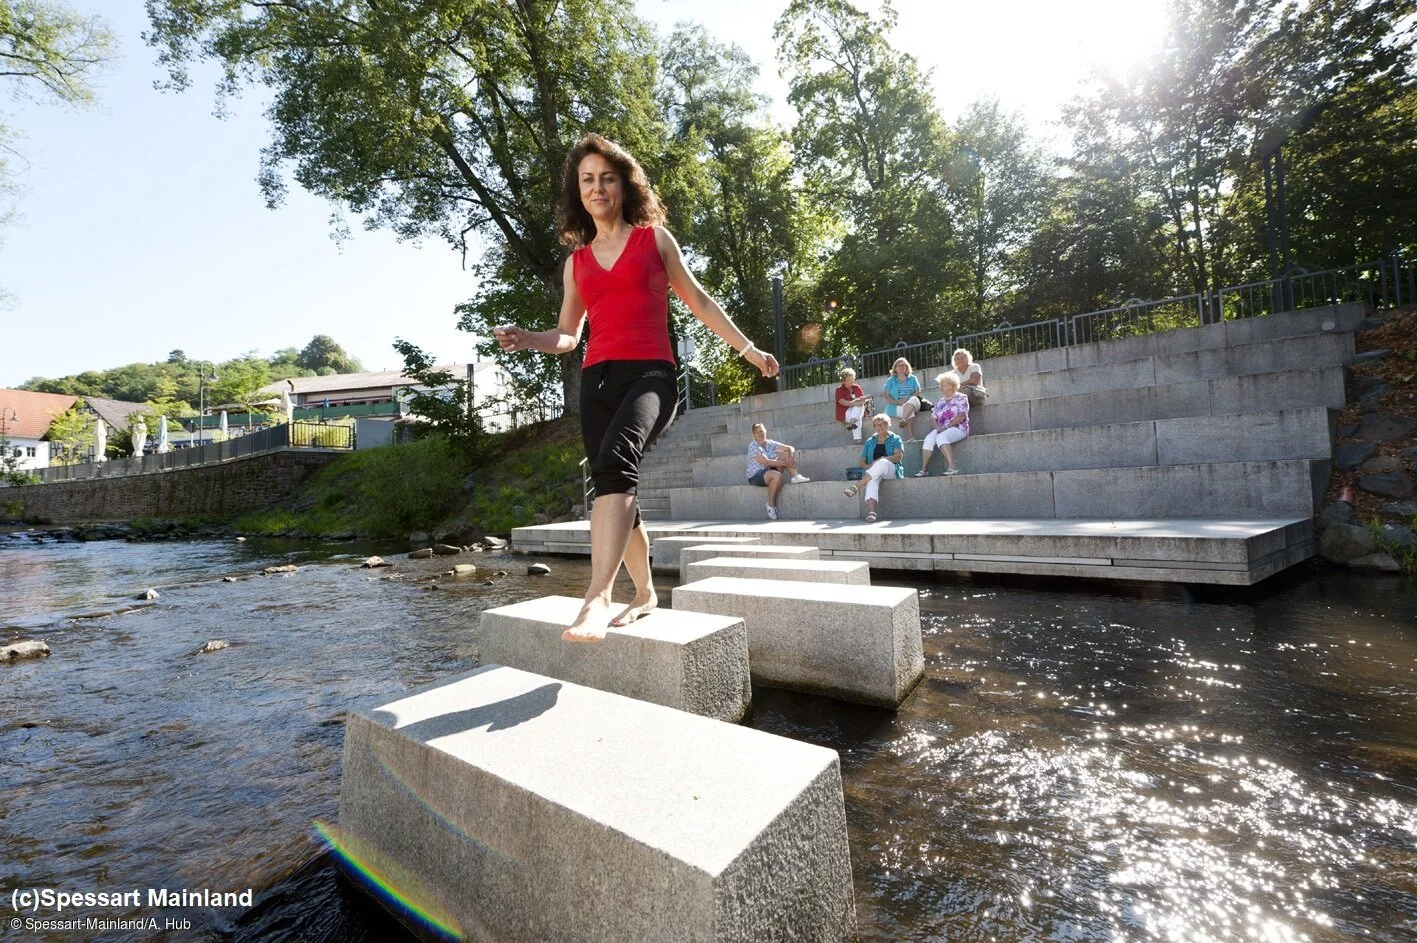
[257,361,519,433]
[0,389,147,469]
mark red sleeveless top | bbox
[573,226,675,368]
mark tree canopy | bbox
[140,0,1417,404]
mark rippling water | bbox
[2,535,1414,942]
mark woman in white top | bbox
[951,348,987,407]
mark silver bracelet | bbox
[738,343,757,359]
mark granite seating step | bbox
[685,407,1335,485]
[339,665,855,942]
[685,556,872,586]
[709,332,1351,436]
[478,595,751,722]
[678,366,1345,454]
[665,458,1329,521]
[673,576,923,707]
[510,517,1313,586]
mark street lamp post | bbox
[0,407,17,468]
[196,363,218,444]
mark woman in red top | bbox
[495,134,777,641]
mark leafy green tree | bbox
[776,0,957,351]
[657,24,825,395]
[297,334,361,374]
[45,405,93,465]
[943,99,1051,327]
[391,338,490,457]
[147,0,673,413]
[1,1,115,299]
[212,356,272,430]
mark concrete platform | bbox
[512,517,1314,586]
[673,577,923,708]
[339,665,855,942]
[479,596,751,723]
[678,544,821,582]
[685,556,872,585]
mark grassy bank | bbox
[235,418,586,540]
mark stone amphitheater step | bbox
[509,517,1314,586]
[671,303,1363,438]
[685,407,1335,485]
[709,332,1352,437]
[681,366,1345,455]
[665,458,1330,521]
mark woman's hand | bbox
[745,347,779,378]
[494,325,530,353]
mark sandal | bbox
[844,483,861,498]
[865,511,877,522]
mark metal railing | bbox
[778,355,856,392]
[1068,294,1206,345]
[773,253,1411,391]
[955,318,1064,360]
[579,457,594,513]
[855,339,952,380]
[676,365,717,414]
[14,421,355,484]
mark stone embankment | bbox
[1317,305,1417,572]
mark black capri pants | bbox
[580,358,678,504]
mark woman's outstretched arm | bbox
[655,227,777,378]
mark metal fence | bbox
[773,254,1411,391]
[676,366,717,415]
[1067,294,1206,346]
[15,421,355,484]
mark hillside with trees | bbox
[18,335,365,413]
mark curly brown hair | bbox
[556,133,667,248]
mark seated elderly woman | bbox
[843,413,904,523]
[882,357,923,439]
[835,367,870,442]
[951,347,987,407]
[916,372,969,477]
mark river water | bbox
[2,535,1414,942]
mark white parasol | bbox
[156,416,171,453]
[219,410,229,436]
[94,417,107,462]
[280,386,294,423]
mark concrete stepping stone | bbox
[479,595,750,723]
[679,544,821,582]
[673,577,923,708]
[686,556,871,586]
[651,535,760,572]
[339,665,856,942]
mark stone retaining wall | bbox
[0,450,343,523]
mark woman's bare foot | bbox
[610,591,658,628]
[563,597,612,642]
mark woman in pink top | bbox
[495,134,777,641]
[915,373,969,476]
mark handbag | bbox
[845,467,865,481]
[963,385,987,408]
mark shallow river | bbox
[2,535,1414,942]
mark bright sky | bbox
[0,0,1167,388]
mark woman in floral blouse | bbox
[915,372,969,477]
